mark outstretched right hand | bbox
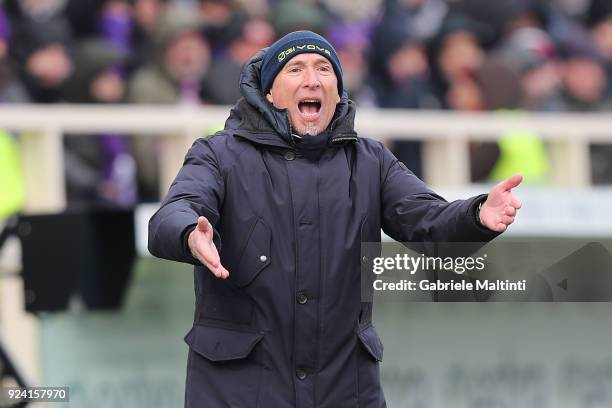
[188,216,229,279]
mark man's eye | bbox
[288,67,301,73]
[318,66,331,72]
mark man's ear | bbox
[266,92,274,104]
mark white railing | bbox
[0,104,609,213]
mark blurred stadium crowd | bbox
[1,0,612,211]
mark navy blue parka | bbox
[148,50,499,408]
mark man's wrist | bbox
[183,225,198,260]
[475,201,485,227]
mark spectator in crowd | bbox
[366,21,434,109]
[127,3,209,105]
[562,12,612,184]
[129,0,170,72]
[496,27,562,112]
[365,19,437,178]
[472,58,551,184]
[9,14,73,103]
[201,16,274,104]
[63,39,138,207]
[127,3,210,201]
[429,12,488,110]
[558,27,609,112]
[63,39,127,104]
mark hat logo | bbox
[277,44,332,62]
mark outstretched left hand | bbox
[479,174,523,232]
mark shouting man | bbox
[148,31,522,408]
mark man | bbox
[148,31,522,408]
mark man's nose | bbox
[302,67,321,88]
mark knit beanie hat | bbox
[260,30,343,97]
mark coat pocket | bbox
[184,324,265,407]
[357,323,384,362]
[233,217,271,287]
[184,324,264,361]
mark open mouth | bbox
[298,99,321,117]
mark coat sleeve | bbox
[380,145,499,243]
[148,137,224,265]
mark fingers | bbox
[211,263,230,279]
[189,219,227,279]
[500,174,523,191]
[199,256,229,279]
[192,244,230,279]
[484,207,517,232]
[201,244,220,269]
[203,258,230,279]
[511,197,522,209]
[197,216,210,232]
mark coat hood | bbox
[230,48,357,148]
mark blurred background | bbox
[1,0,612,406]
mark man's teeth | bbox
[299,100,321,115]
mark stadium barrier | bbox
[0,104,608,212]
